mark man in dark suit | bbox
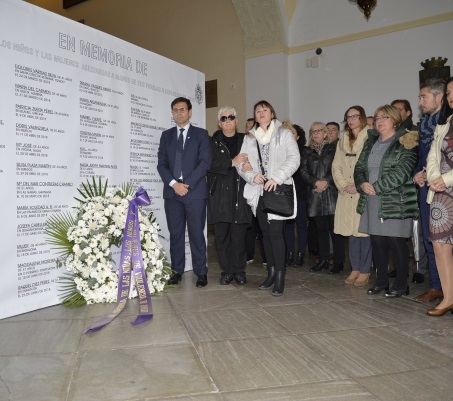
[157,97,211,287]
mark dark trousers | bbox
[307,217,318,256]
[419,185,441,290]
[214,222,247,274]
[371,235,409,291]
[164,196,207,276]
[256,197,286,269]
[313,214,344,263]
[285,198,308,254]
[246,216,265,260]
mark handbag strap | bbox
[256,139,266,176]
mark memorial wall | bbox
[0,0,205,319]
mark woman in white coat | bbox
[238,100,300,296]
[426,77,453,316]
[332,106,372,286]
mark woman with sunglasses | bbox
[207,106,252,286]
[332,106,372,286]
[300,122,344,273]
[355,105,419,298]
[237,100,300,296]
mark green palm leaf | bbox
[45,211,75,256]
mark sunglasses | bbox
[219,115,236,122]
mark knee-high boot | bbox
[259,265,275,290]
[272,268,286,296]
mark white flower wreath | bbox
[46,178,171,306]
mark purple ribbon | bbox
[84,187,153,333]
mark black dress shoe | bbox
[167,272,182,285]
[388,270,396,278]
[384,286,409,298]
[329,262,344,274]
[310,260,329,272]
[219,273,234,285]
[411,272,425,284]
[285,252,295,267]
[233,272,247,285]
[367,284,389,295]
[196,275,208,288]
[294,252,304,267]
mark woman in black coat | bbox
[207,106,252,285]
[300,121,345,273]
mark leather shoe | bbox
[310,260,329,272]
[233,272,247,285]
[411,272,425,284]
[384,286,410,298]
[219,273,234,285]
[167,272,182,285]
[367,284,389,295]
[427,304,453,316]
[415,288,444,303]
[196,275,208,288]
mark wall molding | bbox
[245,12,453,59]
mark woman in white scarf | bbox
[237,100,300,296]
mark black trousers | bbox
[213,222,247,274]
[256,197,286,270]
[371,235,409,291]
[313,214,344,263]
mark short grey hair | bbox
[217,106,237,121]
[420,78,445,96]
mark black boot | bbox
[272,269,286,296]
[285,252,295,267]
[294,252,304,267]
[310,259,329,272]
[329,262,344,274]
[259,265,275,289]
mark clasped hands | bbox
[173,182,189,196]
[314,180,329,193]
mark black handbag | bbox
[256,140,294,217]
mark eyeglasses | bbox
[219,115,236,122]
[346,114,360,121]
[374,115,391,123]
[310,129,325,135]
[172,107,188,114]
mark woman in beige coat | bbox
[238,100,300,296]
[332,106,371,286]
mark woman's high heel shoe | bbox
[426,304,453,316]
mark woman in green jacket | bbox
[354,105,418,298]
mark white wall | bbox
[246,52,289,120]
[289,0,453,47]
[246,19,452,133]
[288,20,453,131]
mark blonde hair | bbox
[308,121,327,146]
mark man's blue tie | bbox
[173,128,184,180]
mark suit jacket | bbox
[157,124,212,199]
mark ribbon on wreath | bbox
[84,187,153,333]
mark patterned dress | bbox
[430,123,453,244]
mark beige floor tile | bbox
[80,312,190,350]
[0,320,86,356]
[70,345,216,401]
[197,336,347,392]
[168,289,257,312]
[245,286,328,306]
[181,308,290,342]
[300,326,451,377]
[356,365,453,401]
[264,302,384,334]
[0,353,76,401]
[221,380,377,401]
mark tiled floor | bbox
[1,234,453,401]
